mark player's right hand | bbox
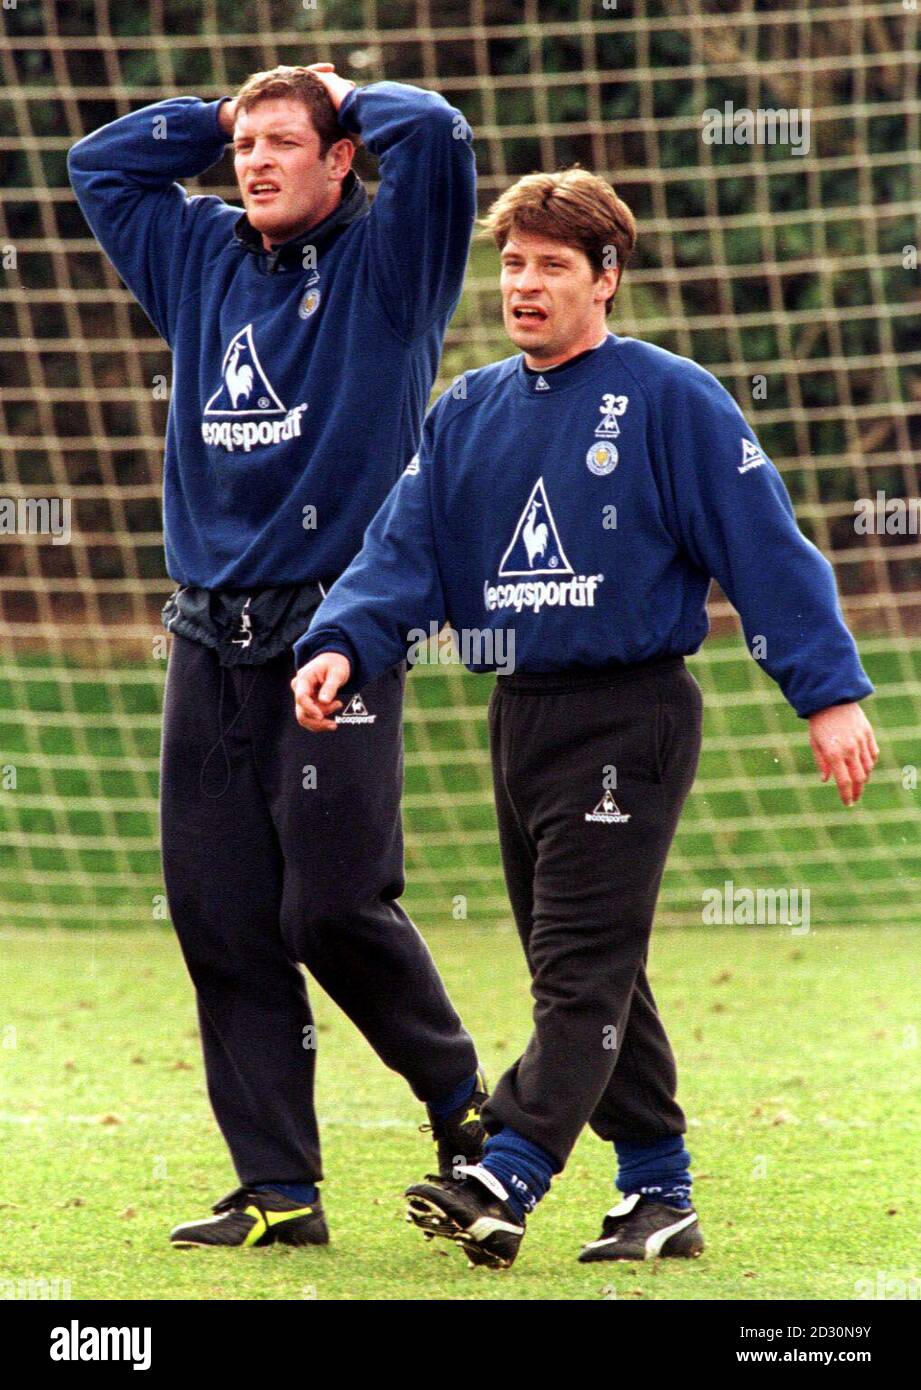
[291,653,352,731]
[218,97,237,137]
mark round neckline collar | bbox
[514,332,621,397]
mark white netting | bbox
[1,0,918,928]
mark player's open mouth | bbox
[512,306,548,322]
[249,183,280,200]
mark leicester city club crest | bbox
[586,440,618,475]
[298,287,321,320]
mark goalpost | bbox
[0,0,918,930]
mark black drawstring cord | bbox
[199,664,262,800]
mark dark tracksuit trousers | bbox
[159,633,477,1186]
[481,655,703,1172]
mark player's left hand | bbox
[807,702,878,806]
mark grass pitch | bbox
[0,921,918,1301]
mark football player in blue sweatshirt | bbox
[292,168,879,1270]
[68,64,489,1250]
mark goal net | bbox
[1,0,918,931]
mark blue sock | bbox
[479,1127,558,1220]
[614,1135,693,1209]
[255,1181,319,1205]
[427,1071,477,1119]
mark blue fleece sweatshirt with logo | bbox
[67,83,475,588]
[294,334,873,719]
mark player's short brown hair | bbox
[479,167,637,313]
[231,67,357,157]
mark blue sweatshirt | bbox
[67,84,476,588]
[295,333,874,719]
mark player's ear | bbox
[325,136,355,182]
[596,264,619,305]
